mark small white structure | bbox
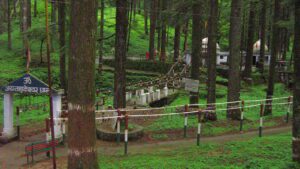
[202,37,221,53]
[183,51,192,66]
[252,39,271,66]
[1,74,63,142]
[216,51,229,65]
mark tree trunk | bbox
[58,0,66,91]
[51,0,56,51]
[227,0,243,120]
[160,0,167,62]
[149,0,157,60]
[173,24,181,62]
[114,0,128,109]
[190,1,202,104]
[244,0,255,80]
[183,20,189,52]
[265,0,280,115]
[98,0,105,73]
[21,0,29,59]
[207,0,218,105]
[127,0,134,52]
[27,0,31,27]
[7,0,12,50]
[68,0,98,168]
[34,0,37,17]
[156,0,161,59]
[258,0,267,76]
[293,0,300,163]
[144,0,148,35]
[0,0,6,34]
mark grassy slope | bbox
[98,133,300,169]
[147,83,291,131]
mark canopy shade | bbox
[2,74,56,94]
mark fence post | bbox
[184,104,189,138]
[16,106,20,140]
[124,114,129,155]
[117,109,121,144]
[286,96,292,123]
[197,110,202,146]
[259,103,264,137]
[240,100,244,132]
[45,118,51,157]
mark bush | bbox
[103,59,173,74]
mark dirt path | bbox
[0,125,291,169]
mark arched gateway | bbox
[0,73,63,142]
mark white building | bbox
[186,38,271,66]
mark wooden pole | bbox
[124,114,129,155]
[240,100,245,132]
[16,106,20,140]
[259,103,264,137]
[117,109,121,144]
[45,0,56,168]
[286,96,292,123]
[197,110,202,146]
[184,104,188,138]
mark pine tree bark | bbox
[50,0,56,51]
[244,0,255,80]
[156,0,161,59]
[258,0,267,76]
[293,0,300,163]
[0,0,5,34]
[149,0,157,60]
[58,0,66,91]
[33,0,37,17]
[144,0,148,35]
[127,0,134,51]
[207,0,218,105]
[160,0,167,62]
[27,0,31,28]
[190,0,202,104]
[173,24,181,62]
[183,20,189,51]
[98,0,105,73]
[265,0,280,115]
[227,0,243,120]
[68,0,98,168]
[114,0,128,109]
[7,0,12,50]
[21,0,29,59]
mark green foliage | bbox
[103,59,173,74]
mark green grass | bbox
[98,133,300,169]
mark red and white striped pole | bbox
[197,110,202,146]
[259,103,264,137]
[117,109,121,144]
[16,106,20,140]
[124,114,129,155]
[286,96,292,123]
[184,104,189,138]
[240,100,245,132]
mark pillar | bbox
[2,93,15,138]
[52,92,62,139]
[156,89,161,100]
[47,91,63,141]
[140,93,146,105]
[163,86,168,98]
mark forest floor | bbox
[0,124,293,169]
